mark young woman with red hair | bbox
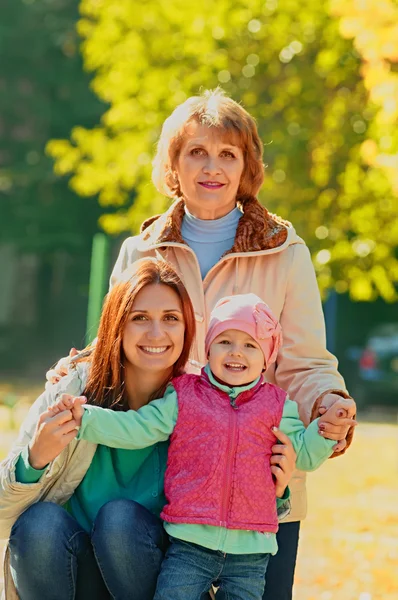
[0,258,197,600]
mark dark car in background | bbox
[348,323,398,407]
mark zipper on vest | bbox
[220,405,238,527]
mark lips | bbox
[198,181,225,189]
[224,363,247,371]
[139,346,170,355]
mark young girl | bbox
[49,293,352,600]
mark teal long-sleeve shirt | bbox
[73,367,335,554]
[14,376,290,550]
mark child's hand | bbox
[48,394,87,428]
[318,398,357,449]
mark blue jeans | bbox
[9,501,109,600]
[154,537,270,600]
[262,521,301,600]
[9,499,169,600]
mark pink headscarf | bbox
[205,293,283,368]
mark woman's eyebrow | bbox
[130,309,183,314]
[185,140,206,148]
[186,139,238,149]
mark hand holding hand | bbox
[48,394,87,427]
[318,393,357,452]
[28,407,80,470]
[271,428,297,498]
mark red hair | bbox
[81,258,196,410]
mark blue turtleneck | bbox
[181,206,242,279]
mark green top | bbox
[16,439,170,533]
[15,367,333,554]
[15,387,289,550]
[72,366,334,554]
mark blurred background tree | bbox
[0,0,105,371]
[1,0,397,380]
[47,0,398,302]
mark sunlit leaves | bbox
[46,0,398,301]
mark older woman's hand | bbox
[45,348,79,384]
[271,428,297,498]
[318,393,357,452]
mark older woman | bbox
[108,88,357,600]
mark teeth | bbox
[141,346,168,354]
[225,363,245,369]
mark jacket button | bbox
[152,491,158,497]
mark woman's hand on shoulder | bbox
[45,348,79,384]
[270,428,297,498]
[28,400,80,470]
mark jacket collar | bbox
[139,195,293,254]
[200,365,265,405]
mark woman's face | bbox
[175,121,244,220]
[123,283,185,375]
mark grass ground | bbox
[0,390,397,598]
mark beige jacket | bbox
[110,197,353,522]
[0,364,97,600]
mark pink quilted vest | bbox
[160,370,286,533]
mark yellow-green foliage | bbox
[47,0,398,301]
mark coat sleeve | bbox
[0,368,86,539]
[274,243,353,453]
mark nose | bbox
[229,344,243,357]
[203,155,221,176]
[146,320,165,341]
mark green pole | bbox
[86,233,109,344]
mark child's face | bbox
[208,329,265,386]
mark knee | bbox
[94,499,157,543]
[10,502,71,560]
[95,499,147,534]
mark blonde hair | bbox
[152,88,264,199]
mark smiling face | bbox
[208,328,265,386]
[175,121,245,220]
[122,283,185,377]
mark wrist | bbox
[28,448,48,471]
[276,485,290,500]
